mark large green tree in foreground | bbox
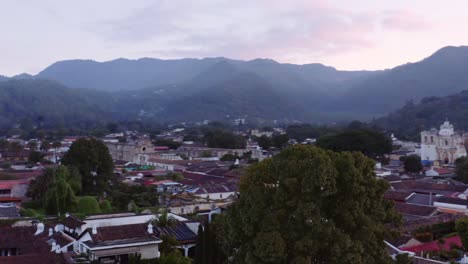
[217,145,398,264]
[61,137,114,195]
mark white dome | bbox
[425,167,439,177]
[439,120,454,136]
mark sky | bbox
[1,0,467,76]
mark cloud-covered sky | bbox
[1,0,467,75]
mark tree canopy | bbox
[61,137,114,195]
[401,155,423,173]
[455,157,468,184]
[40,166,82,215]
[205,130,246,149]
[316,129,392,158]
[217,145,397,264]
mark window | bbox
[431,136,434,143]
[220,194,223,199]
[424,136,428,143]
[445,140,448,146]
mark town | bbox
[2,1,468,263]
[0,119,468,263]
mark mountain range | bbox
[2,45,468,128]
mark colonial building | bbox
[106,138,155,164]
[420,120,468,164]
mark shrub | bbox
[77,196,101,215]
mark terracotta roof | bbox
[62,215,85,229]
[436,196,468,206]
[384,190,412,202]
[391,180,468,194]
[401,213,464,233]
[91,223,158,243]
[0,225,66,263]
[401,235,462,253]
[394,202,437,217]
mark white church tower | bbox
[420,120,467,164]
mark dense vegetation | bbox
[61,138,114,195]
[4,46,468,127]
[216,145,398,263]
[374,91,468,140]
[316,128,392,159]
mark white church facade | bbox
[420,120,468,164]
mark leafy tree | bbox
[153,139,181,150]
[394,253,412,264]
[401,155,422,173]
[205,130,246,149]
[159,234,180,256]
[456,218,468,250]
[220,153,240,161]
[1,163,11,170]
[158,251,191,264]
[195,222,226,264]
[455,157,468,184]
[27,140,38,151]
[316,129,392,158]
[99,200,113,213]
[109,183,159,210]
[217,145,398,264]
[78,196,101,215]
[44,166,80,215]
[61,138,114,195]
[106,123,119,133]
[28,151,44,164]
[154,213,177,228]
[272,134,289,149]
[167,172,184,182]
[40,140,51,152]
[254,135,272,150]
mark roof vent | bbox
[92,226,97,235]
[48,228,53,237]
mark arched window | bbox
[424,136,428,143]
[431,136,434,143]
[445,140,448,146]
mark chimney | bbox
[35,223,44,235]
[147,223,153,234]
[48,228,53,237]
[92,226,97,235]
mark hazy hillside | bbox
[2,46,468,126]
[338,46,468,116]
[37,57,230,91]
[374,90,468,140]
[36,57,371,94]
[160,71,307,121]
[0,79,109,128]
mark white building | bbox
[420,120,467,164]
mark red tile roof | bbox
[384,190,412,202]
[394,202,437,217]
[401,235,462,253]
[92,223,156,242]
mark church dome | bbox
[439,120,454,136]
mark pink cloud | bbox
[381,10,432,30]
